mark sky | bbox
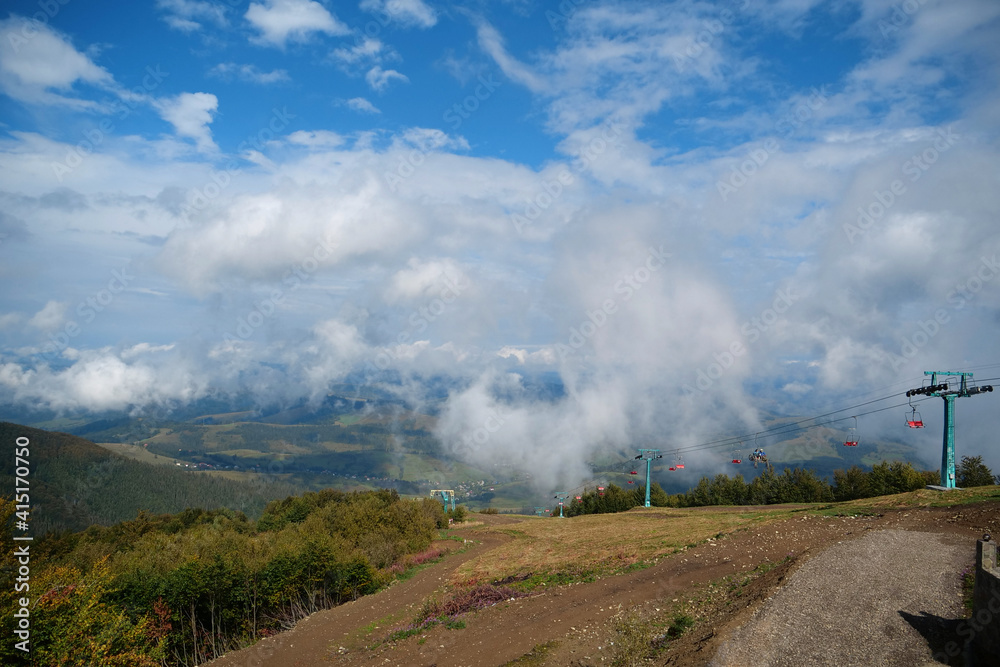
[1,0,999,481]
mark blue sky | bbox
[2,0,1000,479]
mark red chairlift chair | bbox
[844,416,860,446]
[905,398,924,428]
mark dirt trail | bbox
[711,529,968,667]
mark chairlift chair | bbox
[844,416,860,446]
[905,397,924,428]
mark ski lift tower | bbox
[553,492,570,517]
[430,489,456,512]
[634,448,663,507]
[907,371,994,489]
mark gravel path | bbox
[710,529,967,667]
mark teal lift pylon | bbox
[634,449,663,507]
[430,489,456,511]
[553,492,570,517]
[907,372,994,489]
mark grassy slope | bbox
[449,485,1000,588]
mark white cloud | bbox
[330,37,393,67]
[345,97,381,114]
[399,127,468,151]
[0,313,23,330]
[2,0,1000,480]
[28,301,68,331]
[156,0,228,32]
[155,92,219,152]
[245,0,350,47]
[0,347,211,412]
[0,17,114,109]
[383,257,467,304]
[287,129,345,148]
[208,62,290,84]
[361,0,437,29]
[365,65,409,91]
[475,21,546,93]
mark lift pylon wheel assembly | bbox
[907,372,994,489]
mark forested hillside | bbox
[0,422,300,533]
[0,489,447,666]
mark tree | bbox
[833,466,870,501]
[956,455,997,487]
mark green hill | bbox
[0,422,301,534]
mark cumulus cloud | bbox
[155,92,219,152]
[0,17,114,109]
[2,0,1000,481]
[157,0,228,32]
[365,65,409,91]
[330,37,394,67]
[345,97,381,114]
[287,129,345,148]
[28,301,68,331]
[208,62,290,84]
[361,0,437,29]
[0,347,210,412]
[245,0,350,47]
